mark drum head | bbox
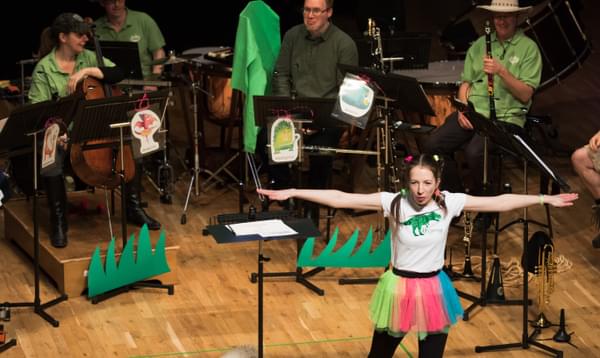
[524,0,591,89]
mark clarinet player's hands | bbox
[483,57,507,76]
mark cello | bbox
[69,26,135,188]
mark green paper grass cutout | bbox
[87,224,171,297]
[298,226,390,268]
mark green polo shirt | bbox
[272,23,358,98]
[94,9,165,79]
[461,29,542,127]
[28,48,115,103]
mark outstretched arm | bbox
[464,193,578,212]
[257,188,382,211]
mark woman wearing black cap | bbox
[28,12,160,248]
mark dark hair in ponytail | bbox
[35,26,56,59]
[390,153,447,225]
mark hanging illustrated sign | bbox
[40,117,67,176]
[331,73,375,129]
[269,117,301,163]
[128,94,163,159]
[41,123,60,169]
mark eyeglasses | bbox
[302,7,330,16]
[493,13,518,20]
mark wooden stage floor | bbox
[1,154,600,357]
[2,190,179,297]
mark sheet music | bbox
[512,134,558,182]
[226,219,298,237]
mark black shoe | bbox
[127,205,161,230]
[125,192,161,230]
[125,163,161,230]
[44,175,68,248]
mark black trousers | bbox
[368,330,448,358]
[422,111,524,196]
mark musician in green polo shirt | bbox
[422,0,542,231]
[94,0,166,81]
[28,12,160,248]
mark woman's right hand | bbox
[257,188,294,201]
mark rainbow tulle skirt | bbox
[369,269,463,340]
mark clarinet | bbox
[484,20,497,121]
[462,211,475,278]
[368,18,385,72]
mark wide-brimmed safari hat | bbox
[477,0,532,14]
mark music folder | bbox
[94,41,144,80]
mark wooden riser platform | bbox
[2,191,178,297]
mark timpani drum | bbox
[184,47,233,120]
[393,60,463,126]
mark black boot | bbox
[125,163,160,230]
[43,175,68,248]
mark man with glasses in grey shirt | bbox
[266,0,358,222]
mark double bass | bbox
[69,26,135,188]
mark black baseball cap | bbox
[51,13,91,36]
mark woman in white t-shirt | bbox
[257,153,577,357]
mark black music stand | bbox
[204,210,320,358]
[452,108,528,320]
[335,65,436,285]
[464,111,569,357]
[70,91,174,304]
[1,95,81,195]
[252,95,343,296]
[0,98,74,340]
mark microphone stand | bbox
[180,68,213,225]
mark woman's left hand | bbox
[68,70,88,94]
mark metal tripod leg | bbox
[200,151,239,192]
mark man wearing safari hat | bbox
[423,0,542,231]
